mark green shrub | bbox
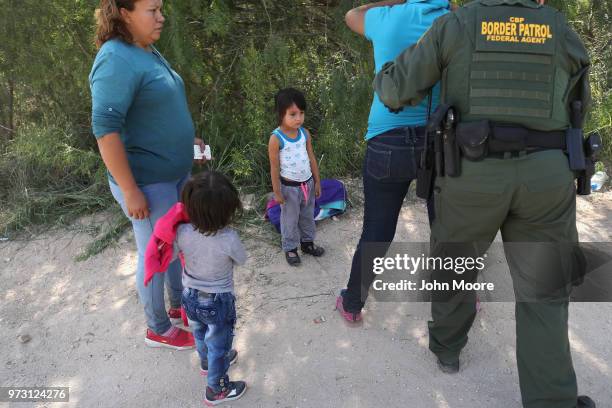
[0,0,610,242]
[0,124,110,236]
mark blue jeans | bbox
[182,289,236,392]
[343,127,434,312]
[109,174,189,334]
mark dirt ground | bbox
[1,183,611,408]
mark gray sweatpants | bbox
[280,178,316,252]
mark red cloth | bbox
[144,203,190,287]
[181,307,189,327]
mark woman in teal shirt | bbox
[90,0,203,349]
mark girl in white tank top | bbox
[268,88,325,266]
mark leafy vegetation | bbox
[0,0,610,239]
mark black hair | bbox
[274,87,307,125]
[180,171,243,236]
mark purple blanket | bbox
[265,179,347,233]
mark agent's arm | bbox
[563,24,592,121]
[373,14,455,109]
[345,0,406,36]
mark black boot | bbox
[436,357,459,374]
[577,396,596,408]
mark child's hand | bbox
[315,181,321,198]
[274,192,285,205]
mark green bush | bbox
[0,0,610,239]
[0,124,111,236]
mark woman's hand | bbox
[96,133,149,219]
[194,137,208,165]
[315,181,322,198]
[124,187,150,219]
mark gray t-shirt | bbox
[176,224,247,293]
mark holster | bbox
[576,132,602,196]
[416,150,435,200]
[416,104,454,199]
[566,101,586,171]
[568,100,601,195]
[456,120,489,161]
[443,109,460,177]
[566,128,586,171]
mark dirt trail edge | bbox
[1,187,611,408]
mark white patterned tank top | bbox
[272,127,312,182]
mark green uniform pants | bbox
[428,150,580,408]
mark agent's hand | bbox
[194,137,208,165]
[385,104,404,114]
[274,191,285,205]
[315,181,321,198]
[124,188,150,220]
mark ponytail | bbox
[94,0,137,48]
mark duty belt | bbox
[418,103,601,199]
[488,125,566,155]
[454,119,567,162]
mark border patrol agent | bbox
[373,1,595,407]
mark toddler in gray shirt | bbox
[177,171,248,405]
[177,224,246,294]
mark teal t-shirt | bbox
[364,0,450,140]
[89,39,194,185]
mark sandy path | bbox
[1,185,611,408]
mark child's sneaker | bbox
[301,241,325,257]
[285,248,301,266]
[204,381,247,406]
[335,289,362,323]
[145,327,195,350]
[200,349,239,376]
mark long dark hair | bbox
[181,171,243,236]
[94,0,138,48]
[274,88,307,125]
